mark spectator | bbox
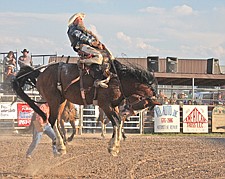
[163,96,169,104]
[158,90,165,104]
[26,102,60,158]
[170,92,177,104]
[193,101,198,105]
[3,51,16,79]
[188,90,193,100]
[177,92,186,105]
[18,49,33,68]
[187,100,193,105]
[216,93,224,105]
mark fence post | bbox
[80,105,83,135]
[140,110,143,134]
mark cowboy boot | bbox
[91,64,109,88]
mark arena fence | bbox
[78,105,143,134]
[0,94,142,134]
[0,94,224,134]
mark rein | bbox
[111,60,128,102]
[16,63,57,80]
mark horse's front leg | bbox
[53,123,66,155]
[60,119,67,144]
[103,106,122,156]
[68,120,76,142]
[115,106,124,141]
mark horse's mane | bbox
[113,60,156,85]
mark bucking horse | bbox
[12,59,159,156]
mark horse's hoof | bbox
[108,147,119,157]
[108,148,118,157]
[110,150,118,157]
[54,151,61,157]
[67,137,72,142]
[58,149,67,155]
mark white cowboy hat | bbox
[68,12,85,27]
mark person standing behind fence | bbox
[169,92,177,105]
[3,51,17,79]
[18,49,33,68]
[26,102,60,158]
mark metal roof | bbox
[155,72,225,86]
[48,56,225,87]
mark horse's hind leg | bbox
[49,100,67,155]
[48,106,66,155]
[99,108,106,138]
[55,100,68,154]
[101,122,106,138]
[120,116,127,141]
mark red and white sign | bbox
[0,102,17,119]
[154,105,180,133]
[17,103,34,127]
[183,105,208,133]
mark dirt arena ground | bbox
[1,133,225,179]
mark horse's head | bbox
[126,94,161,112]
[109,59,161,112]
[111,60,159,107]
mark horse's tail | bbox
[11,67,47,121]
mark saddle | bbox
[76,57,112,105]
[61,51,115,105]
[77,57,111,89]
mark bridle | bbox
[111,59,159,110]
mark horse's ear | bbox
[113,60,122,69]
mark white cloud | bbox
[173,4,195,16]
[89,24,102,40]
[139,6,165,14]
[116,32,132,44]
[135,38,159,52]
[211,46,225,58]
[213,6,225,14]
[28,37,55,46]
[0,36,22,45]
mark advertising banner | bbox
[17,103,34,127]
[154,105,180,133]
[212,106,225,132]
[0,102,17,119]
[183,105,208,133]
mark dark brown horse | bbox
[12,60,159,156]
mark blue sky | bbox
[0,0,225,65]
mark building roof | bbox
[155,72,225,86]
[48,56,225,87]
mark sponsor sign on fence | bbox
[0,102,17,119]
[154,105,180,133]
[183,105,208,133]
[17,103,34,127]
[212,106,225,132]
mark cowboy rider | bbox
[67,12,113,88]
